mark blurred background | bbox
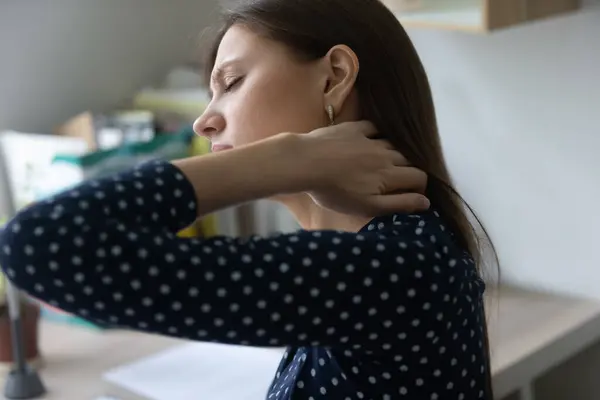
[0,0,599,399]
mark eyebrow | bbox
[208,59,243,99]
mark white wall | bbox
[0,0,218,132]
[407,1,600,298]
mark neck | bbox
[274,193,372,232]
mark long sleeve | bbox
[0,160,468,349]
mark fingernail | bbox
[421,197,431,209]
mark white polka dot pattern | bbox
[0,160,490,399]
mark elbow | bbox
[0,210,51,292]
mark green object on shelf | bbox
[52,129,194,181]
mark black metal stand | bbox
[3,282,45,399]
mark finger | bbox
[371,141,411,166]
[373,139,395,151]
[384,167,428,194]
[370,140,411,165]
[369,193,431,215]
[386,149,410,166]
[339,120,377,137]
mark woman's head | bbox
[195,0,436,157]
[195,23,361,149]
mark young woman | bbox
[0,0,497,399]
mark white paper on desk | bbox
[103,342,285,400]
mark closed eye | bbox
[224,76,244,93]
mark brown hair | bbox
[204,0,498,396]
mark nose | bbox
[193,112,226,139]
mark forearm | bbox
[172,133,309,217]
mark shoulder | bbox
[364,209,483,282]
[364,208,450,237]
[364,208,464,250]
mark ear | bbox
[321,45,360,118]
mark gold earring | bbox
[327,105,335,126]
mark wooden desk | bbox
[3,286,600,400]
[489,287,600,399]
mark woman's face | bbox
[194,25,328,152]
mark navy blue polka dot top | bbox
[0,160,490,400]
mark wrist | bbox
[172,132,316,216]
[259,132,314,194]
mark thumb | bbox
[370,193,431,215]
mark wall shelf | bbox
[383,0,581,33]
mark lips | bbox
[211,144,233,153]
